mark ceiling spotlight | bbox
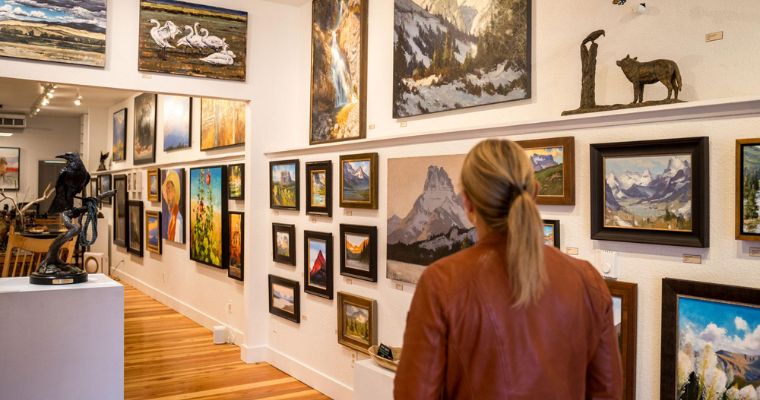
[46,92,54,99]
[41,98,49,106]
[74,98,82,106]
[35,108,40,113]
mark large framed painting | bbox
[0,0,106,67]
[736,139,760,241]
[340,224,377,282]
[161,168,185,244]
[661,278,760,400]
[305,161,332,217]
[339,153,377,209]
[272,223,296,266]
[113,175,128,248]
[304,230,333,299]
[145,210,162,255]
[590,137,709,248]
[542,220,560,248]
[134,93,157,165]
[112,109,127,162]
[392,0,531,118]
[518,137,575,205]
[227,212,244,281]
[98,174,112,206]
[387,154,474,284]
[138,0,247,81]
[337,292,377,354]
[162,95,192,151]
[269,275,300,323]
[127,200,144,257]
[0,147,20,191]
[200,98,246,151]
[270,160,299,211]
[227,163,244,200]
[309,0,368,145]
[147,168,160,202]
[606,279,637,400]
[189,166,228,269]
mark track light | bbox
[74,91,82,106]
[41,98,49,106]
[46,92,54,99]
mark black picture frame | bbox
[269,160,300,211]
[112,108,127,162]
[228,211,244,281]
[228,163,245,200]
[98,174,112,205]
[272,223,296,266]
[606,279,638,400]
[113,175,128,248]
[268,275,300,323]
[590,137,709,248]
[127,200,144,257]
[542,219,560,248]
[304,230,333,299]
[305,161,332,217]
[189,166,228,269]
[340,224,377,282]
[133,93,157,165]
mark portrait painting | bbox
[340,153,377,209]
[161,168,185,244]
[306,161,332,217]
[128,200,144,257]
[189,166,227,268]
[518,137,575,205]
[270,160,299,211]
[736,140,760,241]
[227,212,244,281]
[200,98,245,150]
[98,174,112,205]
[304,230,333,299]
[272,223,296,266]
[228,163,244,200]
[134,93,157,165]
[162,95,191,151]
[113,175,128,247]
[0,147,19,191]
[269,275,300,323]
[147,168,160,202]
[112,108,127,162]
[337,292,377,354]
[542,220,560,248]
[340,224,377,282]
[146,210,162,254]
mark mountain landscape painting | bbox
[387,154,475,284]
[344,303,370,343]
[340,153,377,208]
[528,146,564,196]
[345,232,370,272]
[270,161,298,210]
[740,143,760,237]
[393,0,530,118]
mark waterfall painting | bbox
[309,0,367,145]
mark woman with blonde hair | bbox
[394,139,623,399]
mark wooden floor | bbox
[124,284,329,400]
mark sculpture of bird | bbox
[47,152,90,215]
[583,30,606,45]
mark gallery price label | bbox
[750,248,760,257]
[683,255,702,264]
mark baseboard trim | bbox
[266,347,354,400]
[240,343,267,363]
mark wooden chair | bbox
[1,234,76,277]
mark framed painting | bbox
[138,0,247,81]
[98,174,112,205]
[661,278,760,400]
[113,175,128,248]
[736,139,760,241]
[337,292,377,354]
[145,210,162,255]
[200,98,246,150]
[272,223,296,266]
[518,137,575,205]
[162,95,192,151]
[161,168,186,244]
[606,279,637,400]
[590,137,709,248]
[228,212,244,281]
[147,168,161,202]
[228,163,244,200]
[304,230,333,299]
[542,220,560,248]
[340,224,377,282]
[269,275,300,323]
[189,166,228,269]
[127,200,144,257]
[0,0,106,67]
[0,147,20,191]
[270,160,299,211]
[112,108,127,162]
[339,153,378,209]
[134,93,157,165]
[305,161,332,217]
[309,0,368,145]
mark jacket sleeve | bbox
[585,267,624,400]
[394,266,448,400]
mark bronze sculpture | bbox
[580,30,606,109]
[617,55,682,103]
[97,151,109,172]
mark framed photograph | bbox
[542,220,560,248]
[134,93,157,165]
[112,108,127,162]
[0,147,19,191]
[228,212,244,281]
[189,166,228,269]
[228,163,245,200]
[270,160,300,211]
[268,275,300,323]
[161,168,186,244]
[304,230,333,299]
[339,153,378,209]
[518,137,575,205]
[661,278,760,400]
[127,200,144,257]
[736,139,760,241]
[590,137,709,248]
[305,161,332,217]
[145,210,162,255]
[162,95,192,151]
[340,224,377,282]
[200,98,246,151]
[147,168,161,202]
[98,174,112,205]
[606,279,637,400]
[113,175,128,248]
[337,292,377,354]
[272,223,296,266]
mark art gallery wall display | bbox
[0,0,106,67]
[113,108,128,162]
[228,163,244,200]
[138,0,248,81]
[392,0,531,118]
[228,212,244,281]
[134,93,158,165]
[113,175,128,247]
[270,160,300,211]
[337,292,377,354]
[147,168,161,202]
[736,139,760,241]
[189,166,228,268]
[127,200,145,257]
[387,154,473,284]
[145,210,162,255]
[304,230,333,299]
[660,278,760,400]
[272,223,296,266]
[200,98,246,150]
[162,95,192,151]
[340,153,378,209]
[309,0,368,145]
[606,279,637,400]
[269,275,300,323]
[98,174,112,205]
[161,168,186,244]
[590,137,709,248]
[0,147,20,191]
[306,161,333,217]
[340,224,377,282]
[517,137,575,205]
[542,220,560,248]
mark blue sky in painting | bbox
[678,296,760,355]
[272,164,296,183]
[190,167,222,210]
[0,1,106,30]
[308,238,326,267]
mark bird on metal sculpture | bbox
[47,152,90,215]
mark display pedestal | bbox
[354,359,395,400]
[0,274,124,400]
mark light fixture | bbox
[0,132,13,137]
[46,92,54,99]
[74,91,82,106]
[41,98,49,106]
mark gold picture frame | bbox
[337,292,377,354]
[339,153,378,209]
[147,168,160,202]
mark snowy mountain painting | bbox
[393,0,530,118]
[526,146,564,196]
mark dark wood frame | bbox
[227,163,245,200]
[98,174,112,205]
[518,137,575,205]
[113,175,128,247]
[268,275,300,323]
[160,168,186,244]
[339,153,378,209]
[147,168,161,202]
[227,212,244,281]
[304,230,333,299]
[199,98,247,151]
[337,292,377,354]
[189,165,228,269]
[127,200,144,257]
[112,108,127,162]
[161,95,193,151]
[145,210,162,255]
[269,160,300,211]
[305,161,333,217]
[133,93,157,165]
[0,147,20,191]
[660,278,760,400]
[606,279,638,400]
[542,219,561,248]
[340,224,377,282]
[272,223,296,266]
[590,137,710,248]
[736,139,760,241]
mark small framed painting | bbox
[340,224,377,282]
[147,168,161,202]
[228,163,245,200]
[337,292,377,354]
[269,275,300,323]
[518,137,575,205]
[161,168,186,244]
[145,210,162,255]
[270,160,300,211]
[736,139,760,241]
[272,223,296,266]
[162,95,192,151]
[112,108,127,162]
[0,147,20,191]
[542,220,560,248]
[339,153,378,209]
[228,212,244,281]
[304,230,333,299]
[127,200,144,257]
[134,93,157,165]
[606,279,637,400]
[113,175,128,247]
[305,161,332,217]
[98,174,112,205]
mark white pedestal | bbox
[0,274,124,400]
[354,359,395,400]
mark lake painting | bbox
[342,160,370,202]
[162,95,191,151]
[272,283,295,314]
[527,146,564,196]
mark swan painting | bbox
[177,23,207,51]
[149,19,181,58]
[201,44,236,66]
[199,28,226,51]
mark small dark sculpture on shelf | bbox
[580,30,606,110]
[97,151,109,172]
[617,55,682,103]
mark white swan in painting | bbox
[176,25,194,48]
[149,19,181,50]
[177,23,207,50]
[200,43,236,65]
[199,28,226,51]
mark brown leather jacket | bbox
[394,234,623,399]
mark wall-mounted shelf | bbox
[91,152,246,175]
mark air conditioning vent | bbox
[0,113,26,129]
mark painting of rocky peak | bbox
[393,0,530,118]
